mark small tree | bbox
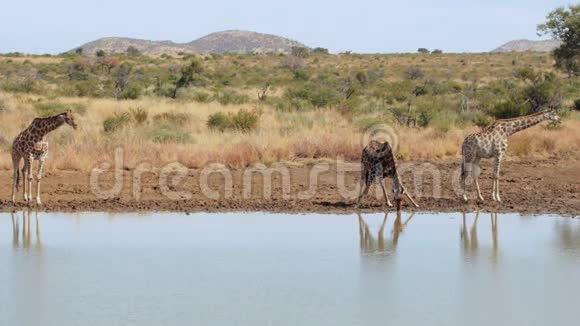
[405,66,425,80]
[75,47,83,55]
[537,5,579,78]
[171,59,203,99]
[312,47,329,54]
[432,49,443,54]
[96,49,106,57]
[291,46,309,58]
[114,63,132,99]
[126,46,142,57]
[101,57,120,74]
[417,48,430,54]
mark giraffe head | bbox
[543,110,560,124]
[57,110,77,129]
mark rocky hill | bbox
[492,39,561,53]
[72,30,306,56]
[188,30,304,54]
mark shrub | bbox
[129,107,148,125]
[574,98,580,111]
[405,66,425,80]
[0,97,8,113]
[291,46,309,58]
[126,46,141,56]
[513,66,537,81]
[312,47,329,54]
[2,78,37,93]
[149,126,191,143]
[231,109,260,132]
[473,112,493,128]
[417,48,430,54]
[207,112,231,131]
[34,101,87,117]
[103,112,130,133]
[207,109,259,132]
[417,110,432,127]
[153,112,190,127]
[190,90,211,103]
[524,75,561,112]
[120,85,142,100]
[432,49,443,54]
[293,69,310,81]
[490,100,530,119]
[214,90,250,105]
[285,83,340,108]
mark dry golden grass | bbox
[0,93,578,172]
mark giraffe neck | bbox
[30,114,65,139]
[501,113,548,136]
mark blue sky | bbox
[0,0,570,54]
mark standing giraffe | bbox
[357,140,419,208]
[11,110,77,204]
[461,110,559,202]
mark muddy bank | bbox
[0,159,578,216]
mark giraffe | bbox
[461,110,559,202]
[11,110,77,205]
[357,140,419,208]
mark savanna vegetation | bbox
[0,6,578,172]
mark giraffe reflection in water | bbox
[460,210,499,263]
[11,209,43,251]
[358,210,414,254]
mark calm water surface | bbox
[2,210,580,326]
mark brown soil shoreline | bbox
[0,159,578,216]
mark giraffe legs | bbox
[461,161,470,202]
[22,158,31,203]
[378,178,393,208]
[35,159,46,205]
[27,161,33,203]
[11,154,21,203]
[356,180,370,207]
[492,157,503,202]
[473,161,484,202]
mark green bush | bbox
[285,83,340,108]
[0,97,8,113]
[2,78,37,93]
[129,107,148,125]
[214,90,250,105]
[120,85,142,100]
[207,109,259,132]
[489,100,530,119]
[34,101,87,117]
[231,109,260,132]
[103,112,130,133]
[190,90,212,103]
[148,126,191,143]
[207,112,231,131]
[293,69,310,81]
[153,112,190,127]
[473,112,493,128]
[574,98,580,111]
[417,110,432,127]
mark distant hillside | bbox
[188,30,304,54]
[492,39,561,53]
[72,30,306,56]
